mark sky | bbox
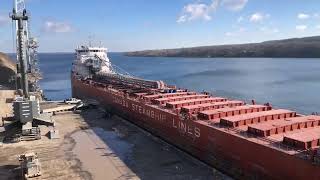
[1,0,320,52]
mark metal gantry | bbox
[13,0,41,95]
[7,0,44,141]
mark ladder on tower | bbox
[14,0,42,94]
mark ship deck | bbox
[90,76,320,157]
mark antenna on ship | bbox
[88,35,93,47]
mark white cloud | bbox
[43,20,73,33]
[316,25,320,29]
[0,14,9,26]
[177,0,220,23]
[177,15,187,23]
[249,13,270,23]
[237,16,244,23]
[296,25,307,32]
[177,0,248,23]
[221,0,248,11]
[297,13,310,20]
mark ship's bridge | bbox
[76,46,108,62]
[74,45,112,75]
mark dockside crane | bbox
[12,0,42,96]
[4,0,52,142]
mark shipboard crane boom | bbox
[94,54,132,77]
[93,54,167,89]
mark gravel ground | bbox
[0,106,231,180]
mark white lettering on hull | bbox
[113,97,129,108]
[113,97,166,122]
[113,96,201,138]
[173,118,201,138]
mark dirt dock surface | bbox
[0,107,231,180]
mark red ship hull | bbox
[72,75,320,180]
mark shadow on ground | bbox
[77,107,231,180]
[0,164,21,180]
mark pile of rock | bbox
[0,52,16,89]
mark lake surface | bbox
[38,53,320,114]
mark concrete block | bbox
[49,130,60,139]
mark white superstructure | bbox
[73,45,112,78]
[72,44,167,89]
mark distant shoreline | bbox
[126,36,320,58]
[125,55,320,59]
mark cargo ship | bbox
[71,45,320,180]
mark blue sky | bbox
[1,0,320,52]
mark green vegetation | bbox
[126,36,320,58]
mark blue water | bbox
[38,53,320,114]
